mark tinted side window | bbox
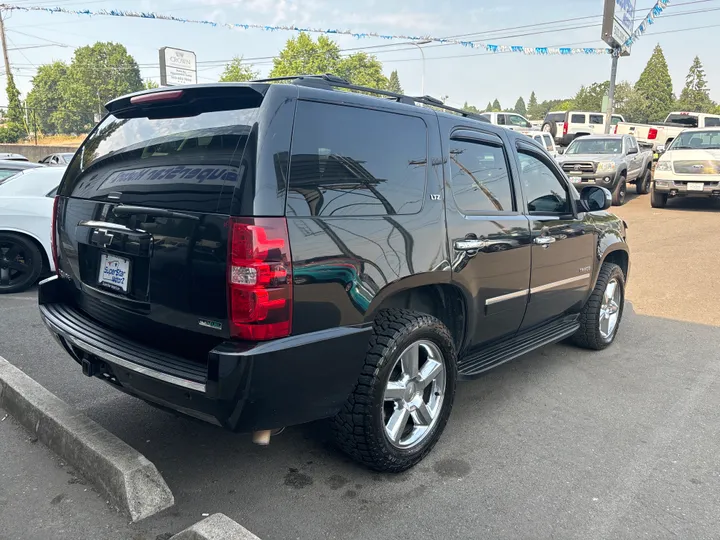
[704,117,720,127]
[287,101,427,217]
[518,152,570,214]
[496,114,506,125]
[449,138,514,213]
[611,115,623,125]
[571,114,586,123]
[542,135,554,150]
[589,114,604,125]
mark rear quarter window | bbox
[571,114,586,123]
[704,117,720,127]
[285,101,427,217]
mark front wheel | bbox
[571,262,625,350]
[0,233,43,294]
[612,177,627,206]
[331,309,457,472]
[650,187,668,208]
[636,168,651,195]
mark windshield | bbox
[566,138,622,155]
[669,130,720,150]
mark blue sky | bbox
[2,0,719,110]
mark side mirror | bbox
[627,147,638,155]
[579,185,612,212]
[656,144,666,155]
[558,147,565,155]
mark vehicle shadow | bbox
[77,306,720,540]
[663,197,720,212]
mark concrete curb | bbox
[170,514,261,540]
[0,356,174,522]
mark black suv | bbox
[38,76,630,472]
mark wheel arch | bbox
[365,277,468,352]
[0,228,52,273]
[600,246,630,283]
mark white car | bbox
[0,167,65,293]
[525,130,561,160]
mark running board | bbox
[457,315,580,379]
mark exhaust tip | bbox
[251,428,285,445]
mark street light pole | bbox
[410,40,431,96]
[604,47,621,134]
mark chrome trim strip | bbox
[42,315,206,393]
[531,274,591,294]
[485,289,529,306]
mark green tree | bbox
[219,56,259,82]
[572,81,609,112]
[527,91,539,118]
[485,101,493,112]
[613,81,645,122]
[55,42,143,133]
[462,101,481,114]
[634,44,675,123]
[1,71,25,142]
[270,33,387,89]
[557,99,574,111]
[492,99,502,111]
[676,56,715,113]
[26,61,69,135]
[387,70,403,94]
[514,96,527,116]
[143,79,159,89]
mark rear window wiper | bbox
[112,205,199,221]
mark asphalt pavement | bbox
[1,194,720,539]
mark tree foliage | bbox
[527,91,539,119]
[676,56,714,113]
[513,96,527,116]
[2,71,26,142]
[26,62,69,136]
[491,99,502,112]
[634,44,675,123]
[387,70,403,94]
[572,81,609,112]
[462,102,481,114]
[270,33,388,89]
[144,79,160,89]
[219,56,259,82]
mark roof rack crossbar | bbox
[250,73,488,120]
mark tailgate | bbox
[616,123,650,140]
[55,87,263,357]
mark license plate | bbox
[98,253,130,293]
[570,177,582,184]
[687,182,704,192]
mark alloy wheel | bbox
[599,278,621,339]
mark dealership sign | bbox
[159,47,197,86]
[602,0,637,55]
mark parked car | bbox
[480,111,533,133]
[615,111,720,151]
[0,166,65,293]
[38,76,630,472]
[39,152,76,166]
[543,111,626,147]
[525,130,562,160]
[651,127,720,208]
[0,159,44,183]
[0,152,29,162]
[557,134,653,206]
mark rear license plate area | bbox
[99,253,131,293]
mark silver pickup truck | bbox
[557,134,654,206]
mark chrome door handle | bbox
[534,236,556,245]
[454,239,488,251]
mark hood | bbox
[558,153,622,163]
[662,148,720,161]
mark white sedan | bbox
[0,167,65,293]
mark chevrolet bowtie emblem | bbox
[92,229,114,248]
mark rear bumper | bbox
[38,276,371,431]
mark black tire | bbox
[650,186,667,208]
[571,262,625,350]
[635,168,651,195]
[0,233,43,294]
[331,308,457,473]
[542,122,557,138]
[612,176,627,206]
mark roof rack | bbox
[250,74,489,123]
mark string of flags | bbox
[624,0,671,47]
[0,3,612,56]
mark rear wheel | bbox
[572,262,625,350]
[331,309,457,472]
[635,168,651,195]
[650,186,668,208]
[0,233,43,294]
[612,176,627,206]
[542,122,557,138]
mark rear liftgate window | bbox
[60,89,262,214]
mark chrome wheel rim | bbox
[542,124,551,132]
[599,278,621,339]
[383,340,446,449]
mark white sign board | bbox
[159,47,197,86]
[602,0,637,56]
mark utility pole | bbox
[604,48,621,134]
[0,11,11,82]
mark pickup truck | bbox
[615,112,720,150]
[480,111,533,133]
[557,134,654,206]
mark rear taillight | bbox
[51,196,59,274]
[227,217,292,341]
[648,128,658,140]
[563,121,568,136]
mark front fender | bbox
[590,213,630,285]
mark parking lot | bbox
[1,194,719,540]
